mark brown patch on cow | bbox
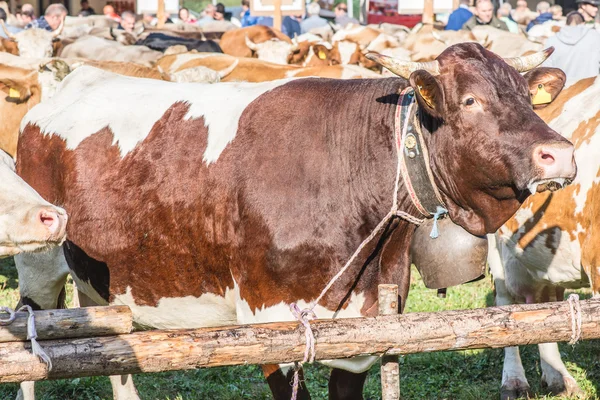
[220,25,292,58]
[0,38,19,55]
[83,60,166,80]
[535,77,596,123]
[571,109,600,148]
[579,178,600,294]
[52,39,63,56]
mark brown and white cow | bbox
[489,75,600,400]
[219,25,296,65]
[15,44,575,400]
[0,22,63,58]
[58,36,162,67]
[155,52,382,82]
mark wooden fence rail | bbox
[0,298,598,383]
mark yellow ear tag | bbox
[8,88,20,99]
[532,84,552,105]
[317,50,327,60]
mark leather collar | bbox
[395,87,446,218]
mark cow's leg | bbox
[261,364,310,400]
[328,368,368,400]
[487,234,531,400]
[538,342,581,396]
[14,247,71,400]
[77,290,141,400]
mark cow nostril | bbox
[537,149,556,165]
[39,210,59,231]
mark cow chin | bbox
[527,177,572,195]
[0,239,64,258]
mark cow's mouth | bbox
[527,177,572,194]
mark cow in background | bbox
[489,75,600,400]
[0,21,63,57]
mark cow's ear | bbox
[0,67,37,103]
[409,70,444,119]
[523,67,566,109]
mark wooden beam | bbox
[156,0,166,29]
[272,0,282,32]
[1,299,598,383]
[379,285,400,400]
[423,0,434,24]
[0,306,132,343]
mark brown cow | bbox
[155,52,382,82]
[219,25,296,64]
[16,43,575,399]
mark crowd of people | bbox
[445,0,599,80]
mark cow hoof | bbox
[542,376,583,397]
[501,379,531,400]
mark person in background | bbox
[300,2,328,33]
[178,7,197,23]
[214,3,226,20]
[20,8,34,25]
[240,0,258,26]
[103,5,121,22]
[196,4,215,26]
[282,15,301,37]
[511,0,535,25]
[80,0,95,15]
[445,0,473,30]
[550,4,565,20]
[25,3,66,31]
[526,1,552,31]
[497,3,519,33]
[118,10,136,32]
[334,2,358,27]
[576,0,598,23]
[543,11,600,82]
[0,8,22,36]
[462,0,508,30]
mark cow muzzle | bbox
[37,206,68,243]
[528,142,576,194]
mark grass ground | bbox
[0,257,598,400]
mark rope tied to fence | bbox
[0,305,52,370]
[567,294,582,346]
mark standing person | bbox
[512,0,535,25]
[196,4,216,26]
[445,0,473,30]
[497,3,519,33]
[118,10,136,32]
[334,2,358,27]
[300,2,328,33]
[80,0,96,15]
[544,11,600,82]
[20,8,34,25]
[103,5,121,22]
[25,3,66,31]
[462,0,508,30]
[240,0,258,26]
[178,7,197,23]
[214,3,226,20]
[282,15,301,37]
[526,1,552,31]
[576,0,598,23]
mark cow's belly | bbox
[498,230,589,300]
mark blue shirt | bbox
[445,6,472,31]
[241,9,259,27]
[526,12,553,31]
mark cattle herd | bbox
[0,12,598,400]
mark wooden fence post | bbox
[379,284,400,400]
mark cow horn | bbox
[218,59,239,79]
[109,26,117,40]
[244,35,259,51]
[51,18,64,38]
[365,52,439,79]
[503,47,554,72]
[431,31,447,45]
[0,20,16,40]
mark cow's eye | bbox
[464,97,475,106]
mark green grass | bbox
[1,261,599,399]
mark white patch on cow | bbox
[336,40,358,65]
[111,286,237,329]
[21,66,293,163]
[547,77,600,214]
[169,52,229,73]
[12,28,55,58]
[72,275,109,306]
[233,280,379,373]
[340,64,381,79]
[331,26,366,43]
[303,46,316,67]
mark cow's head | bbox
[0,150,67,256]
[368,43,576,235]
[245,36,298,65]
[0,60,71,158]
[0,21,63,58]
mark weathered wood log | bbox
[0,306,132,343]
[0,298,598,383]
[379,284,400,400]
